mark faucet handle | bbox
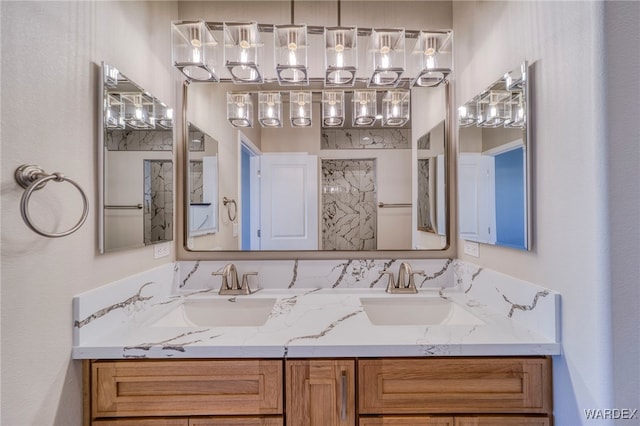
[212,270,229,290]
[241,272,258,295]
[379,270,396,293]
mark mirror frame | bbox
[177,80,456,260]
[457,61,532,251]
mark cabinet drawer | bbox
[360,416,454,425]
[190,417,283,426]
[454,416,550,426]
[358,358,551,414]
[93,420,188,426]
[92,360,283,418]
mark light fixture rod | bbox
[291,0,295,24]
[337,0,341,26]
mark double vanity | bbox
[75,259,559,425]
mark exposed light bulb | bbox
[381,54,390,69]
[425,54,437,70]
[192,48,201,63]
[166,108,173,119]
[392,104,399,117]
[135,107,143,120]
[240,49,248,64]
[336,51,344,68]
[459,105,468,119]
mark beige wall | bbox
[0,1,179,424]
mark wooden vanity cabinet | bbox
[285,359,356,426]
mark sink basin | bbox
[360,297,484,326]
[151,298,277,327]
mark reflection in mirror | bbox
[187,122,219,239]
[184,82,448,252]
[99,63,174,253]
[457,62,530,250]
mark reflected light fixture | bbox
[171,20,219,82]
[477,90,509,128]
[458,98,478,127]
[325,27,357,86]
[382,90,410,126]
[224,22,263,83]
[258,92,283,127]
[322,91,345,127]
[155,102,174,129]
[121,93,155,129]
[105,93,124,129]
[353,90,377,126]
[505,92,525,128]
[103,63,120,88]
[368,28,405,87]
[290,91,312,127]
[275,24,309,85]
[227,93,253,127]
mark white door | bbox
[260,153,318,250]
[458,153,496,244]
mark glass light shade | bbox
[258,92,283,127]
[155,102,173,129]
[121,93,155,129]
[458,98,478,127]
[105,93,124,129]
[172,21,219,82]
[477,91,509,128]
[290,91,312,127]
[505,63,526,91]
[412,31,450,87]
[352,90,377,126]
[274,24,309,85]
[368,28,405,87]
[103,63,120,88]
[505,92,526,128]
[325,27,358,87]
[224,22,263,83]
[322,91,345,127]
[227,93,253,127]
[382,90,410,126]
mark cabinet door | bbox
[286,359,356,426]
[360,416,454,425]
[93,360,282,418]
[455,417,550,426]
[93,420,188,426]
[190,418,283,426]
[358,358,551,415]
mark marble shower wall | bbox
[144,160,173,244]
[322,159,377,250]
[322,128,410,149]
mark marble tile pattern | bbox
[322,128,410,149]
[72,260,561,359]
[189,161,203,203]
[322,159,377,250]
[106,129,173,151]
[144,160,173,244]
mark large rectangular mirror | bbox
[457,62,531,250]
[98,63,174,253]
[184,82,449,253]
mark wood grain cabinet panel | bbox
[454,416,550,426]
[92,360,283,418]
[189,417,283,426]
[358,358,552,415]
[286,359,356,426]
[360,416,454,425]
[92,419,188,426]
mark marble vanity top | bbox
[72,260,561,359]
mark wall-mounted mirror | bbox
[98,63,174,253]
[457,62,531,250]
[184,82,449,253]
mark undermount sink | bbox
[360,297,485,326]
[152,298,277,327]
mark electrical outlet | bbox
[232,223,239,237]
[463,240,479,257]
[154,242,170,259]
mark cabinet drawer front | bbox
[190,417,283,426]
[360,416,454,425]
[454,416,550,426]
[93,360,283,418]
[93,419,188,426]
[358,358,551,414]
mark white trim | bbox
[483,138,524,156]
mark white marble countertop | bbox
[72,279,561,359]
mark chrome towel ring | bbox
[223,196,237,222]
[14,164,89,238]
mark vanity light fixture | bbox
[368,28,405,88]
[458,97,478,127]
[290,91,312,127]
[477,90,510,128]
[155,102,174,129]
[504,92,525,128]
[412,31,451,87]
[105,93,124,129]
[121,93,155,129]
[103,63,120,88]
[227,93,253,127]
[258,92,283,127]
[322,91,345,127]
[325,27,358,87]
[224,22,263,84]
[171,20,219,82]
[353,90,377,126]
[382,90,410,126]
[275,24,309,86]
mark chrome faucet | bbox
[213,263,258,295]
[379,262,424,294]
